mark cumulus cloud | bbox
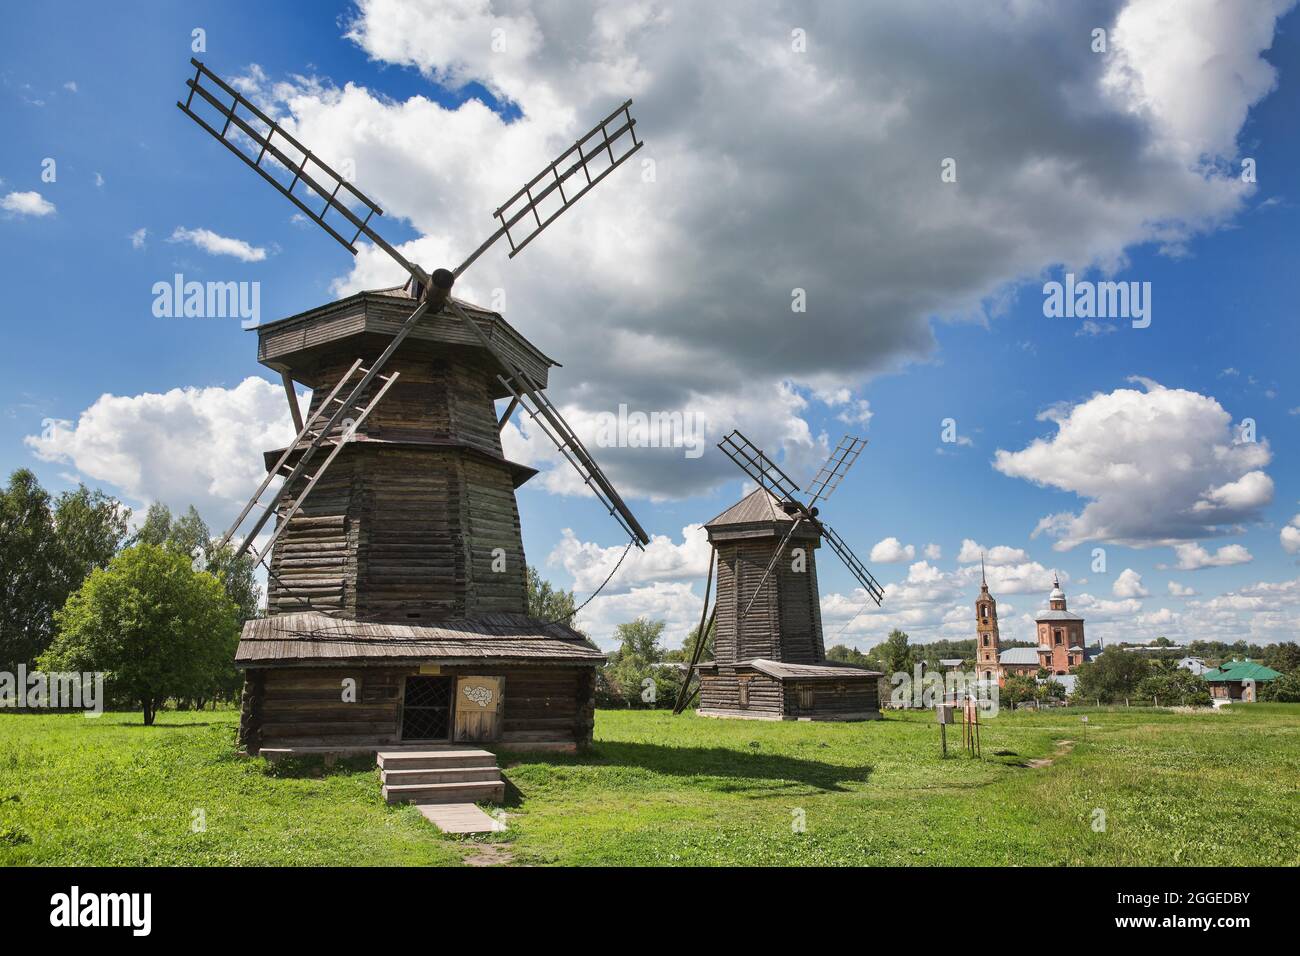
[129,227,147,250]
[1112,567,1150,598]
[869,537,915,564]
[1281,514,1300,554]
[994,379,1272,550]
[957,539,1030,565]
[212,0,1290,500]
[24,378,299,521]
[547,524,710,594]
[923,543,942,560]
[1167,581,1196,597]
[169,226,268,262]
[1169,542,1253,570]
[1,191,55,217]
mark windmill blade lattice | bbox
[807,434,867,507]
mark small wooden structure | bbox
[694,489,882,720]
[235,286,604,755]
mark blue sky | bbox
[3,1,1298,650]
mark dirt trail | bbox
[462,842,515,867]
[1026,738,1075,769]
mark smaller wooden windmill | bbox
[675,432,885,721]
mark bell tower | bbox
[975,557,1000,684]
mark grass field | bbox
[1,704,1297,866]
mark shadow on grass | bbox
[503,741,872,795]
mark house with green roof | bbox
[1201,659,1282,702]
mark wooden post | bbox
[280,370,304,433]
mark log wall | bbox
[782,678,879,718]
[243,664,595,753]
[698,671,784,718]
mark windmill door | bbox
[400,676,454,741]
[454,676,503,742]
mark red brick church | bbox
[974,564,1092,687]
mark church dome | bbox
[1049,585,1065,602]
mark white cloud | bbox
[1,191,56,217]
[220,0,1290,501]
[129,228,147,250]
[1103,0,1295,164]
[547,524,709,594]
[168,226,268,262]
[957,539,1029,565]
[574,581,703,652]
[994,379,1272,549]
[1167,581,1196,597]
[821,558,1061,648]
[923,543,942,560]
[869,537,915,564]
[1281,514,1300,554]
[63,81,77,93]
[1169,542,1253,570]
[1112,567,1150,598]
[93,172,104,188]
[24,378,299,522]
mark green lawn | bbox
[2,704,1297,866]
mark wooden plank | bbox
[418,803,506,834]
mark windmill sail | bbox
[177,60,421,276]
[821,523,885,606]
[807,435,867,507]
[717,430,802,504]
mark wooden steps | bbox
[377,747,505,806]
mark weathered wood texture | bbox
[713,539,826,667]
[698,672,784,718]
[246,664,592,754]
[257,291,553,395]
[782,678,879,718]
[265,442,529,622]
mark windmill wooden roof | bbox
[705,488,820,542]
[695,658,882,680]
[236,611,606,667]
[254,284,559,393]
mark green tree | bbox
[0,470,130,669]
[1137,668,1211,706]
[873,629,913,676]
[1074,648,1151,703]
[1036,678,1066,703]
[40,544,240,724]
[1263,643,1300,674]
[602,618,670,708]
[1001,674,1036,709]
[525,565,585,635]
[130,502,260,628]
[827,644,872,666]
[615,617,665,662]
[1259,670,1300,703]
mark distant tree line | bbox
[1,469,259,723]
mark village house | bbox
[1202,660,1282,702]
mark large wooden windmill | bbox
[677,431,885,721]
[177,59,648,756]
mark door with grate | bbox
[400,676,453,741]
